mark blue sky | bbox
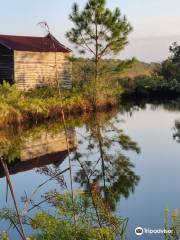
[0,0,180,62]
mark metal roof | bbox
[0,33,71,52]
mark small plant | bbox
[0,232,9,240]
[164,208,180,240]
[30,191,127,240]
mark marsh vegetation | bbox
[1,0,180,239]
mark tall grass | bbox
[0,82,117,127]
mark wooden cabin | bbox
[0,34,72,90]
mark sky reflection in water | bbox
[1,101,180,239]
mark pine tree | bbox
[66,0,132,107]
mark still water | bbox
[1,100,180,239]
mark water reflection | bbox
[0,124,76,177]
[72,113,140,211]
[0,109,141,239]
[121,97,180,116]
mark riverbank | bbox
[1,80,180,127]
[0,82,118,127]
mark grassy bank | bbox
[0,82,118,127]
[1,56,180,127]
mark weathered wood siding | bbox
[14,51,72,90]
[0,44,14,83]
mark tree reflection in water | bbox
[173,120,180,143]
[0,110,141,239]
[71,112,140,211]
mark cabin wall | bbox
[14,51,72,91]
[0,44,14,84]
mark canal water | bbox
[1,99,180,239]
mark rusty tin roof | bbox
[0,33,71,52]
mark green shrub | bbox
[30,192,126,240]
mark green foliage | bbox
[0,82,88,126]
[31,212,114,240]
[66,0,132,57]
[118,42,180,97]
[120,75,162,96]
[73,113,140,211]
[30,192,126,240]
[0,81,22,104]
[0,232,9,240]
[164,208,180,240]
[24,86,59,99]
[67,0,132,107]
[0,110,139,239]
[119,73,180,97]
[72,57,137,106]
[159,59,179,80]
[157,42,180,91]
[169,42,180,64]
[0,81,22,125]
[0,207,24,236]
[121,60,159,78]
[118,133,140,153]
[0,109,119,163]
[0,80,121,127]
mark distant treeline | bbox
[73,43,180,98]
[72,58,158,81]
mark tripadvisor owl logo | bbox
[135,227,144,236]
